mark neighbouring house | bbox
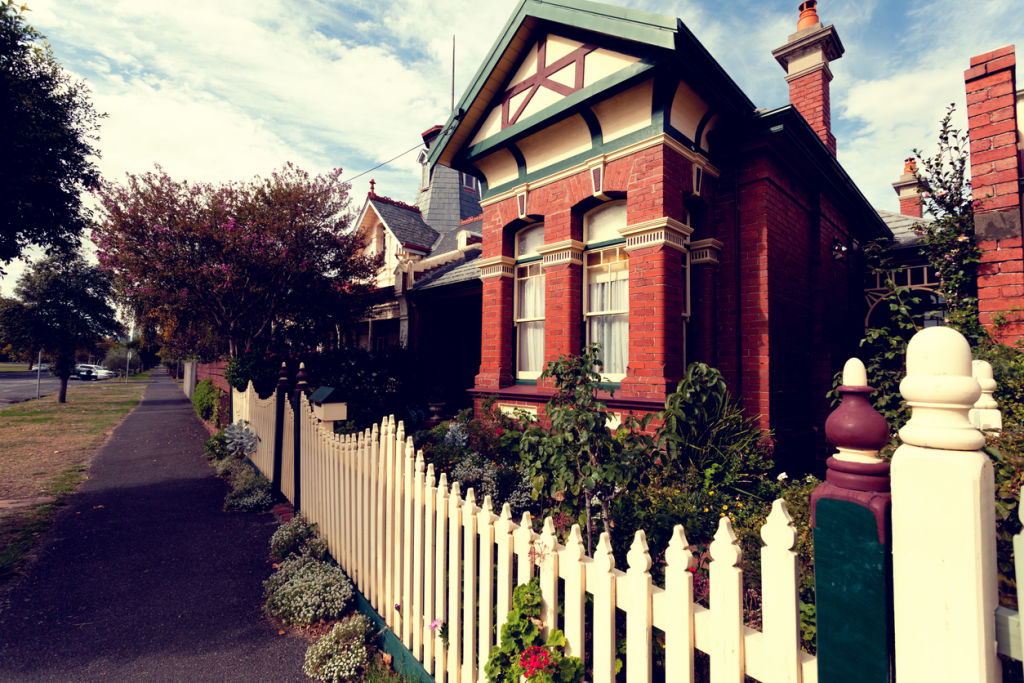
[422,0,890,470]
[350,128,485,402]
[873,45,1024,346]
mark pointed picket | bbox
[412,451,426,659]
[590,532,618,683]
[538,517,560,635]
[663,525,694,683]
[447,482,463,683]
[561,525,587,662]
[625,530,653,683]
[478,495,496,665]
[494,503,515,638]
[709,517,744,683]
[761,499,801,682]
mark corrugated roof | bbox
[370,198,439,252]
[878,209,932,248]
[413,249,482,290]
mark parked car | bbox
[74,364,117,381]
[30,362,50,373]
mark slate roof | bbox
[370,197,439,252]
[413,249,482,290]
[878,209,932,248]
[430,216,483,256]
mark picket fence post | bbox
[810,357,893,682]
[272,362,288,497]
[891,326,999,681]
[971,359,1002,432]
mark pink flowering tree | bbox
[92,163,381,358]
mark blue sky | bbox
[3,0,1023,293]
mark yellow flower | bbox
[708,491,715,496]
[722,505,728,510]
[702,507,708,512]
[738,502,744,508]
[720,513,726,517]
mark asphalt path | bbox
[0,371,64,404]
[0,369,310,681]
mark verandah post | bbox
[292,362,311,511]
[272,361,289,498]
[810,357,893,682]
[891,326,998,681]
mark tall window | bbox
[515,224,545,379]
[584,202,628,380]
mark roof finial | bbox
[369,179,376,198]
[797,1,820,31]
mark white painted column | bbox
[891,326,998,681]
[971,359,1003,432]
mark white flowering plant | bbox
[302,613,372,681]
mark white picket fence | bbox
[233,383,817,682]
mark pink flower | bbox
[496,428,504,435]
[429,618,443,630]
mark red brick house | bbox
[423,0,888,469]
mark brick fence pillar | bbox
[965,45,1024,345]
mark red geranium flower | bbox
[519,645,552,679]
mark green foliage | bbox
[101,345,142,374]
[984,426,1024,607]
[483,578,583,683]
[519,344,650,554]
[264,558,355,625]
[303,613,372,682]
[203,430,229,461]
[223,465,273,512]
[4,253,120,401]
[224,349,281,395]
[223,419,257,457]
[0,2,103,271]
[270,514,320,562]
[191,379,219,423]
[415,404,533,519]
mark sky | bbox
[3,0,1023,295]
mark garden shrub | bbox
[203,430,228,461]
[223,419,257,457]
[264,553,318,596]
[192,379,219,423]
[484,578,583,683]
[416,405,534,519]
[265,559,355,625]
[270,514,319,561]
[224,465,273,512]
[303,613,372,682]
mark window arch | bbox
[583,202,628,380]
[514,223,545,379]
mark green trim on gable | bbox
[464,60,655,162]
[426,0,683,169]
[480,120,663,199]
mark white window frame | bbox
[514,224,545,380]
[583,202,629,383]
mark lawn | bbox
[0,362,30,372]
[0,376,149,581]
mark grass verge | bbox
[0,379,148,583]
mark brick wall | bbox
[965,45,1024,345]
[789,68,836,154]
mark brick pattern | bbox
[474,142,692,404]
[898,196,922,218]
[789,68,836,154]
[965,45,1024,345]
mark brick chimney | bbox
[892,158,923,218]
[965,45,1024,345]
[772,1,845,155]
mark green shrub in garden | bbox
[484,578,583,683]
[265,559,354,625]
[223,466,273,512]
[264,554,317,596]
[303,613,372,682]
[270,514,319,561]
[203,430,228,461]
[191,379,219,422]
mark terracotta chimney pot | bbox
[903,158,917,175]
[797,1,820,31]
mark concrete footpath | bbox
[0,370,309,681]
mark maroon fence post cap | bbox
[276,361,290,391]
[294,362,311,396]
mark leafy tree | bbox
[847,104,984,432]
[10,253,120,402]
[92,163,381,358]
[0,2,103,272]
[519,344,650,553]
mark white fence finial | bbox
[970,359,1002,431]
[898,326,985,451]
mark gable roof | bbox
[368,197,439,253]
[878,209,931,248]
[426,0,753,170]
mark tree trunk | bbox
[58,377,68,403]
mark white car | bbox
[76,364,117,380]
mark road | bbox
[0,370,64,403]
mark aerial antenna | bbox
[451,34,456,115]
